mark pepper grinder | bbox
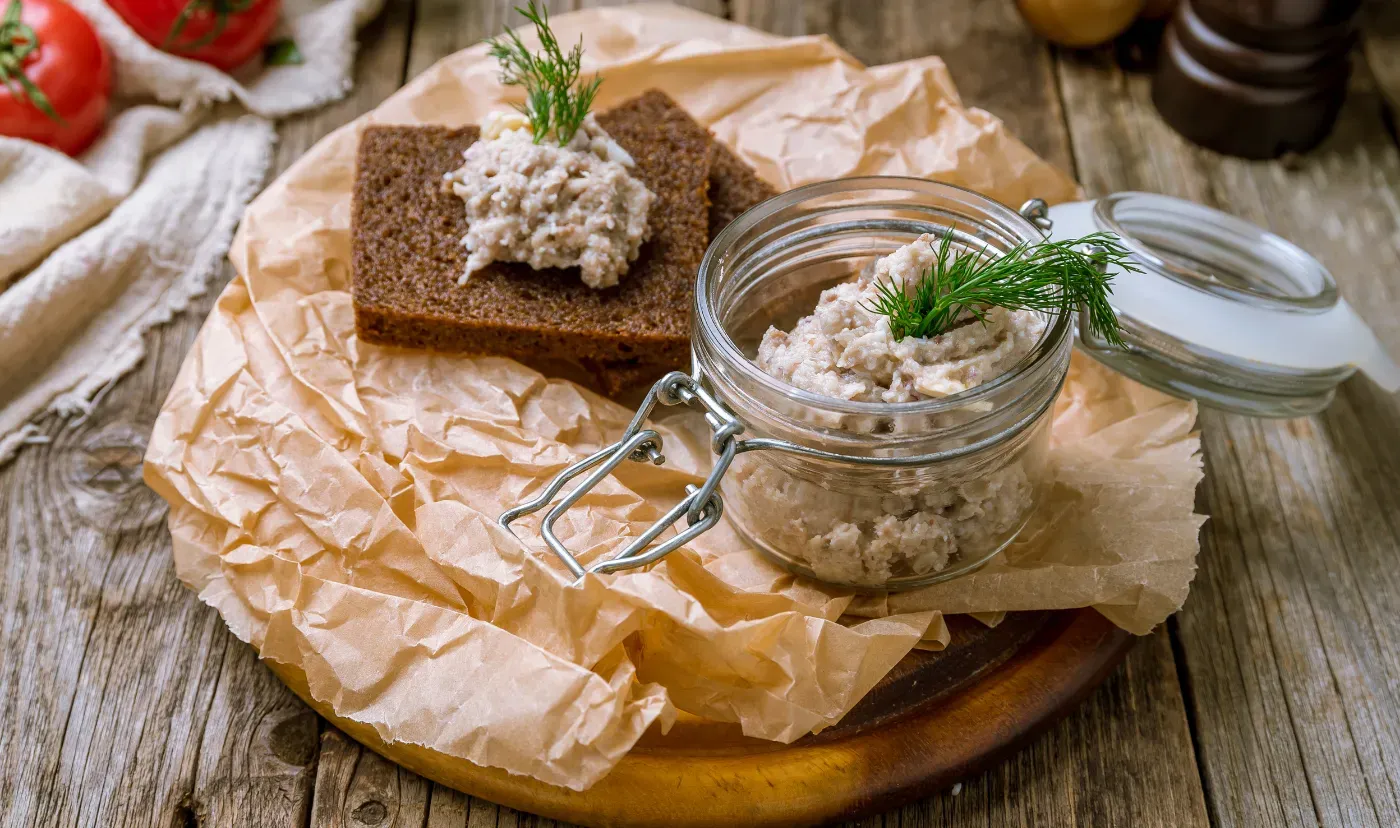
[1151,0,1361,159]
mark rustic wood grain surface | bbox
[1,1,1397,826]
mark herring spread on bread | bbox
[444,112,653,290]
[442,2,653,290]
[351,1,777,398]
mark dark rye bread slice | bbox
[588,139,779,395]
[352,90,714,371]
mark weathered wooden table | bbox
[6,2,1400,826]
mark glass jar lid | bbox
[1044,192,1399,417]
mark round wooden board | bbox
[267,608,1131,827]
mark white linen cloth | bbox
[0,0,384,463]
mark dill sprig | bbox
[863,232,1137,347]
[1,0,62,123]
[486,1,602,146]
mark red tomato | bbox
[108,0,280,72]
[0,0,111,156]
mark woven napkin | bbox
[0,0,384,464]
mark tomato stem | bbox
[164,0,257,53]
[0,0,63,123]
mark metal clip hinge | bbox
[498,372,741,580]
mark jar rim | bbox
[1091,191,1339,313]
[695,176,1073,418]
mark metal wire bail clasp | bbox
[1019,198,1053,237]
[498,372,742,581]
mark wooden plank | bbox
[904,633,1208,828]
[309,729,432,828]
[424,786,472,828]
[0,464,231,828]
[797,0,1075,173]
[728,0,804,39]
[1056,33,1400,828]
[406,0,727,86]
[189,643,322,827]
[405,0,543,84]
[574,0,725,18]
[1361,0,1400,115]
[0,6,414,828]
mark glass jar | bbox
[687,178,1071,589]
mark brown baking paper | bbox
[144,4,1203,792]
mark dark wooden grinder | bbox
[1152,0,1361,158]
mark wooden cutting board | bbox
[266,608,1131,827]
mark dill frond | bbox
[486,1,602,146]
[862,232,1136,346]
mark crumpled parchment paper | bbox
[144,4,1204,792]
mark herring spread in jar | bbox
[757,234,1048,402]
[736,233,1046,586]
[691,175,1108,590]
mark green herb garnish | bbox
[863,232,1137,347]
[0,0,62,123]
[165,0,255,52]
[264,37,305,67]
[487,1,601,146]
